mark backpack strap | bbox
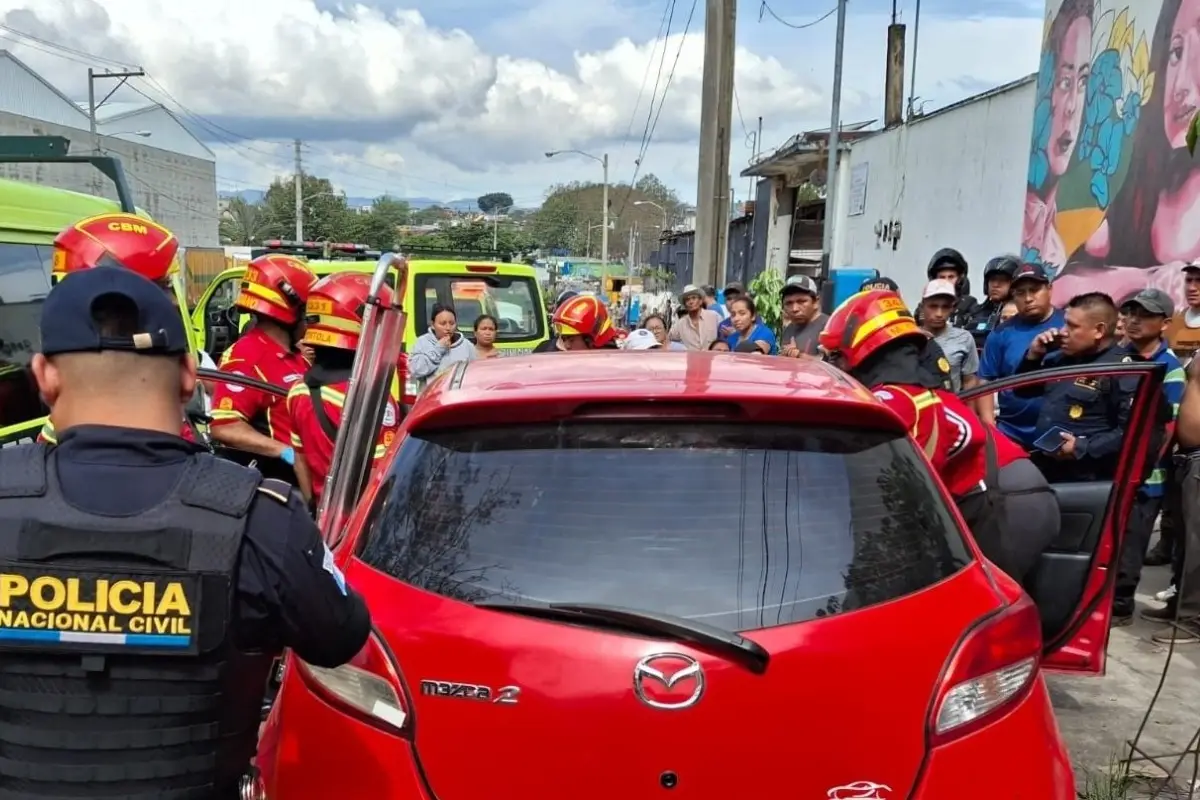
[309,385,340,444]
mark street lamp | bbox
[547,149,609,292]
[493,205,512,250]
[633,199,668,231]
[106,130,152,138]
[584,220,613,260]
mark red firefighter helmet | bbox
[552,294,616,348]
[235,255,317,325]
[818,289,925,369]
[52,213,179,286]
[301,272,393,351]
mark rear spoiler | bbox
[0,136,137,213]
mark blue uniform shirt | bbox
[978,309,1066,446]
[52,425,370,667]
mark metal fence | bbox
[648,214,761,292]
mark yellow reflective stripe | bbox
[40,421,56,444]
[239,281,286,307]
[1146,467,1166,486]
[320,386,345,408]
[290,432,303,449]
[850,309,911,349]
[309,314,361,334]
[210,408,247,422]
[889,386,941,458]
[373,444,387,458]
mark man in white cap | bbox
[920,278,980,392]
[669,284,721,350]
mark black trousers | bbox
[1176,455,1200,618]
[1114,492,1163,614]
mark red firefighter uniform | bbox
[209,255,316,445]
[39,213,198,444]
[820,289,1026,499]
[870,384,1026,497]
[286,272,402,502]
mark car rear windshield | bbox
[0,242,52,434]
[416,274,544,343]
[356,423,971,632]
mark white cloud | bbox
[0,0,1045,205]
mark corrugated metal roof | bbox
[0,50,88,127]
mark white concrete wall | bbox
[831,76,1035,306]
[0,110,218,247]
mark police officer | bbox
[1016,291,1140,482]
[927,247,980,327]
[963,254,1019,350]
[1,266,370,798]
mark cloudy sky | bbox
[0,0,1046,207]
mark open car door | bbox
[959,360,1166,675]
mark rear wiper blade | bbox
[476,600,769,674]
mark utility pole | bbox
[819,0,849,284]
[600,154,609,295]
[87,67,146,154]
[693,0,737,288]
[294,139,304,241]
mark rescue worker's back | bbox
[0,267,370,798]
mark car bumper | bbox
[258,672,1073,799]
[913,675,1075,797]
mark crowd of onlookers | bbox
[618,248,1200,641]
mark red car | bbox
[255,351,1164,800]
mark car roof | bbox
[418,351,882,408]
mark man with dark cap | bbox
[0,267,370,797]
[779,275,826,357]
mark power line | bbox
[634,0,677,164]
[620,0,675,154]
[733,85,749,139]
[617,0,698,221]
[758,3,837,29]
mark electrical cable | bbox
[758,3,837,29]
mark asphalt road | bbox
[1050,557,1200,797]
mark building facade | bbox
[0,51,218,246]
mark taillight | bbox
[928,594,1042,746]
[295,632,411,739]
[396,351,418,405]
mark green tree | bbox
[528,174,684,258]
[477,192,514,215]
[443,221,531,254]
[796,182,822,204]
[411,205,450,226]
[219,197,277,245]
[261,174,349,242]
[343,195,410,250]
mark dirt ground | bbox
[1050,551,1200,796]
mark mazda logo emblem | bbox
[633,653,704,710]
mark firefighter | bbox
[209,255,317,482]
[552,294,621,350]
[819,290,1060,582]
[534,289,580,353]
[40,212,207,445]
[286,272,403,506]
[2,265,369,798]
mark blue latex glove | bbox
[280,447,295,466]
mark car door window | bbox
[0,243,52,434]
[959,361,1164,670]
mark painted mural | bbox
[1022,0,1200,307]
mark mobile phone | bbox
[1042,334,1063,353]
[1033,426,1069,453]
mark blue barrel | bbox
[829,267,881,308]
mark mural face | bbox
[1020,0,1200,309]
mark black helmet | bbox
[553,289,579,310]
[983,255,1021,280]
[927,248,968,280]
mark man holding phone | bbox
[1015,292,1140,483]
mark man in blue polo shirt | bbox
[977,262,1065,446]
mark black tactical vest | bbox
[0,445,277,799]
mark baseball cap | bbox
[1183,261,1200,273]
[860,276,899,292]
[1122,288,1174,317]
[681,284,704,300]
[622,328,662,350]
[781,274,819,297]
[40,266,188,357]
[922,279,958,300]
[724,281,746,294]
[1010,262,1051,285]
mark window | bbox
[0,243,52,430]
[356,422,970,633]
[416,274,544,342]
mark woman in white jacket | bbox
[408,303,475,388]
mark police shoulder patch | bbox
[937,357,951,374]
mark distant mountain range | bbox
[218,190,525,212]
